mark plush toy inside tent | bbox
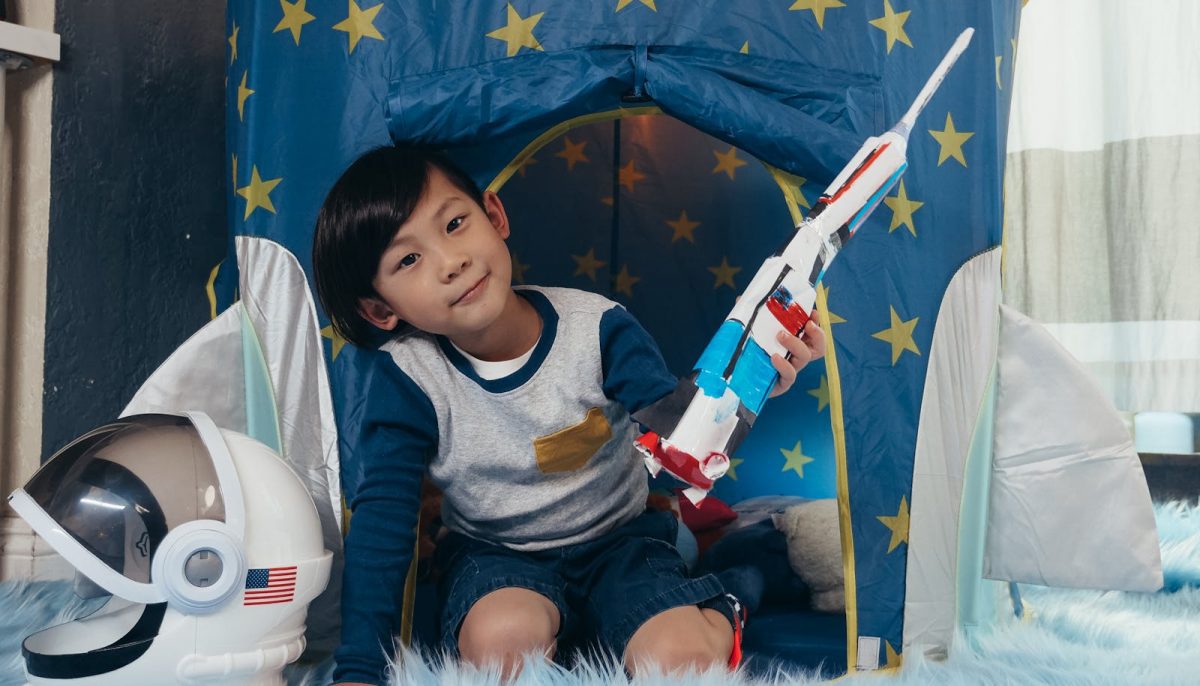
[117,0,1164,679]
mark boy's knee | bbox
[457,589,558,665]
[624,607,733,674]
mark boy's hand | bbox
[768,309,827,398]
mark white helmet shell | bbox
[8,412,333,685]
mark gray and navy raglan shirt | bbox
[334,286,678,684]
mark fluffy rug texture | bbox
[2,501,1197,686]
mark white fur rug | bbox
[2,501,1198,686]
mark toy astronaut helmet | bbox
[7,412,333,685]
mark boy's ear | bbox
[482,190,510,240]
[357,296,401,331]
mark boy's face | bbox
[358,167,513,341]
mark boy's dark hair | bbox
[312,146,485,348]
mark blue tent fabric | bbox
[384,44,869,181]
[222,0,1021,671]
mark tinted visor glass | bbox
[23,415,227,584]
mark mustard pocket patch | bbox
[533,407,613,474]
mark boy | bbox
[312,146,825,685]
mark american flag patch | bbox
[244,566,297,606]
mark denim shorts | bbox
[433,509,725,659]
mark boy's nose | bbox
[443,252,471,281]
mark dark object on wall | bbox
[1140,453,1200,503]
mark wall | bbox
[1,0,228,578]
[41,0,228,454]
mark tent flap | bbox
[385,46,872,180]
[983,304,1162,592]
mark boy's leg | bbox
[623,604,735,675]
[458,587,560,677]
[569,509,736,674]
[435,531,570,678]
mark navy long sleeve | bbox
[599,305,678,414]
[333,349,437,685]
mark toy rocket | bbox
[635,29,975,504]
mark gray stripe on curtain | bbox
[1003,133,1200,324]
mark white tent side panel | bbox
[126,237,345,656]
[123,303,248,431]
[903,248,1002,659]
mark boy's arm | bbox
[598,305,825,411]
[334,351,438,686]
[598,305,678,413]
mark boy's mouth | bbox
[452,274,489,306]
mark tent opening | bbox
[401,113,851,675]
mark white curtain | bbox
[1003,0,1200,413]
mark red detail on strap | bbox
[727,612,744,669]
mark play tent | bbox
[124,0,1162,676]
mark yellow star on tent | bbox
[556,137,589,171]
[885,641,902,668]
[511,253,530,283]
[333,0,384,54]
[712,146,748,180]
[666,210,700,243]
[275,0,316,46]
[613,264,641,297]
[808,374,830,412]
[616,0,656,11]
[708,257,742,290]
[236,166,283,220]
[600,196,614,207]
[231,154,238,196]
[571,248,606,281]
[868,0,913,54]
[515,155,538,178]
[876,495,910,553]
[726,457,745,480]
[237,71,255,121]
[789,0,846,30]
[619,159,647,193]
[781,440,815,477]
[486,4,545,57]
[871,306,921,365]
[740,41,749,54]
[228,21,239,64]
[929,112,974,167]
[883,179,924,236]
[816,283,847,325]
[321,325,347,361]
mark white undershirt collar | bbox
[450,338,539,380]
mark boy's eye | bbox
[447,216,465,232]
[398,253,418,269]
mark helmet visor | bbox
[22,414,228,584]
